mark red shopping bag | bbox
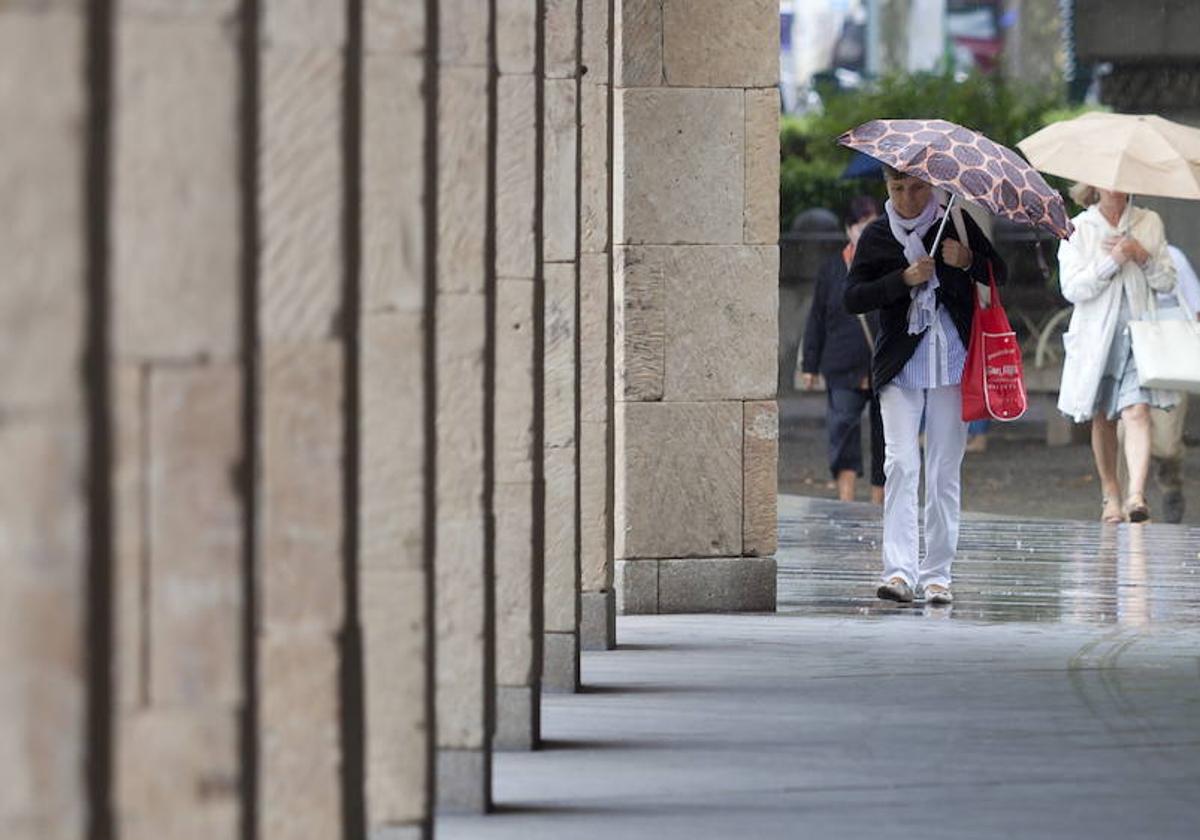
[961,262,1027,422]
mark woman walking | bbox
[801,196,886,505]
[845,166,1005,605]
[1057,184,1178,523]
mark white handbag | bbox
[1129,291,1200,394]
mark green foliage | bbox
[780,69,1103,231]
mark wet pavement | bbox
[437,496,1200,840]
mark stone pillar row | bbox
[1,0,778,836]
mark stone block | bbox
[614,87,743,246]
[364,54,426,314]
[369,827,425,840]
[496,75,538,281]
[543,78,579,263]
[544,0,578,79]
[494,685,539,751]
[119,0,239,18]
[657,557,777,613]
[579,418,610,593]
[614,0,662,87]
[362,568,430,827]
[494,279,535,484]
[658,245,777,401]
[542,631,579,693]
[260,343,345,630]
[614,246,664,401]
[581,0,610,78]
[436,292,486,515]
[436,749,491,815]
[113,364,147,710]
[258,630,341,840]
[580,82,610,255]
[579,254,608,423]
[116,708,240,833]
[615,401,742,559]
[438,68,488,294]
[361,312,425,575]
[580,589,616,651]
[259,47,343,342]
[494,481,537,686]
[543,446,578,633]
[544,262,577,449]
[615,559,657,615]
[439,0,488,67]
[661,0,778,88]
[262,0,347,48]
[113,17,240,361]
[744,88,781,245]
[364,0,425,56]
[0,11,85,414]
[497,0,537,74]
[743,401,779,557]
[147,364,244,707]
[435,515,488,750]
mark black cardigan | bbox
[801,253,879,390]
[843,211,1006,390]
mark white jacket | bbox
[1056,203,1178,422]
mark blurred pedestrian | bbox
[845,166,1006,605]
[1057,184,1178,523]
[801,196,885,505]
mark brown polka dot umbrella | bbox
[838,118,1074,240]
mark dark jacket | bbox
[802,253,879,390]
[843,211,1006,390]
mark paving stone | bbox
[614,0,662,87]
[0,11,85,414]
[260,342,345,630]
[543,78,579,264]
[258,630,341,840]
[656,557,776,613]
[544,0,578,79]
[113,17,240,361]
[438,68,488,294]
[743,401,779,557]
[147,364,244,707]
[615,401,742,559]
[744,88,781,245]
[496,75,538,281]
[614,88,743,246]
[613,245,664,401]
[363,53,426,314]
[661,0,777,87]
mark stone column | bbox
[256,3,347,836]
[542,0,581,693]
[110,2,247,836]
[612,0,779,615]
[0,6,89,839]
[493,0,543,750]
[578,0,616,651]
[359,1,435,835]
[436,0,494,814]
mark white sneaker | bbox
[924,584,953,606]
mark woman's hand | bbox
[1104,235,1150,266]
[903,256,935,287]
[941,239,973,269]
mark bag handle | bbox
[976,259,1001,310]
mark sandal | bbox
[1101,496,1124,524]
[1125,494,1151,523]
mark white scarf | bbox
[885,196,942,334]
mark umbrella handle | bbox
[929,193,956,257]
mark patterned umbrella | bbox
[838,118,1074,240]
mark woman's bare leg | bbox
[1092,416,1123,520]
[836,469,857,502]
[1121,403,1152,502]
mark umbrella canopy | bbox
[838,118,1073,239]
[1017,112,1200,200]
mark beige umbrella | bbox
[1017,112,1200,200]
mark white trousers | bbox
[878,384,968,589]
